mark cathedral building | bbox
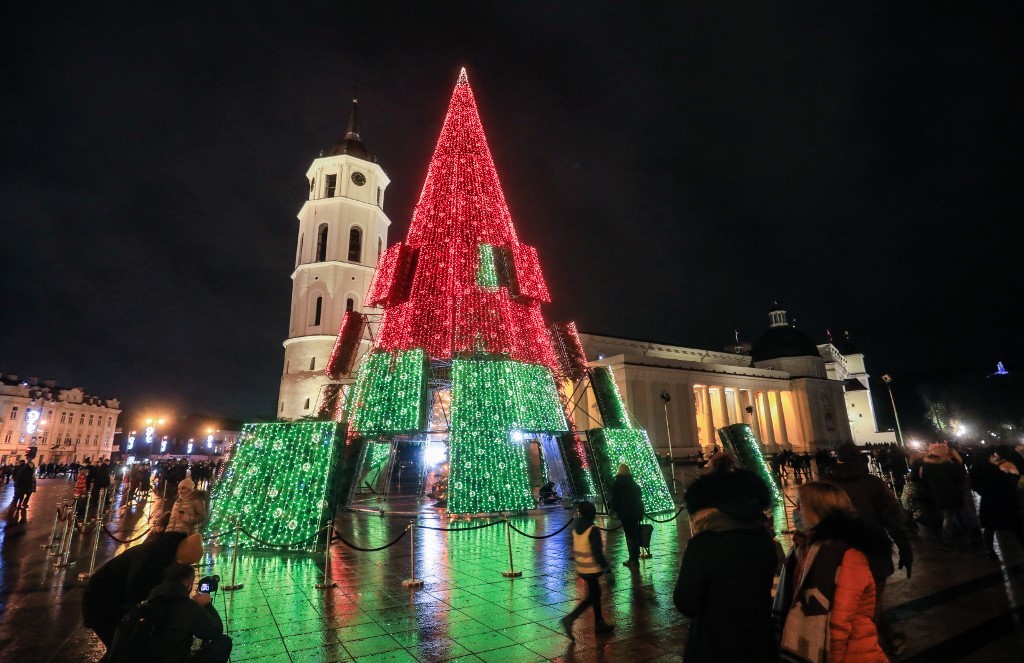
[278,100,391,420]
[573,306,896,456]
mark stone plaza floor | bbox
[2,475,1024,662]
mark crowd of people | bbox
[565,437,1024,662]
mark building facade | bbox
[572,307,893,457]
[0,374,121,464]
[278,100,391,419]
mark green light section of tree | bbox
[348,349,427,433]
[717,423,783,504]
[477,244,499,290]
[207,421,338,551]
[448,430,535,513]
[590,427,675,513]
[367,441,391,468]
[591,366,632,428]
[450,358,568,432]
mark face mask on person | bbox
[792,507,810,533]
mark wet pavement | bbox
[2,474,1024,662]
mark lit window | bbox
[316,224,329,261]
[348,227,362,262]
[325,174,337,197]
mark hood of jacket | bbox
[574,516,596,535]
[810,513,891,558]
[684,469,773,524]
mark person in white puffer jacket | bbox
[166,476,207,536]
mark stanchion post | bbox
[779,497,796,535]
[222,522,244,591]
[81,490,93,526]
[402,521,424,589]
[54,513,78,568]
[78,499,104,580]
[315,525,337,590]
[52,499,76,557]
[42,501,65,549]
[501,518,522,578]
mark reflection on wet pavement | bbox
[2,473,1023,661]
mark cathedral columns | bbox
[702,386,714,449]
[760,391,777,448]
[747,390,763,441]
[683,385,701,453]
[774,391,790,448]
[716,387,730,427]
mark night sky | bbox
[3,3,1021,422]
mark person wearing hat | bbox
[166,475,207,536]
[82,531,202,651]
[826,442,913,655]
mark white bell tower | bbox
[278,99,390,420]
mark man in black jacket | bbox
[109,563,231,663]
[81,531,189,649]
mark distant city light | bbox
[956,424,968,436]
[423,441,447,467]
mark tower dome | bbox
[751,305,820,362]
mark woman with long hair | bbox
[775,481,890,663]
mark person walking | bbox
[971,448,1024,558]
[775,482,890,663]
[561,501,615,639]
[919,442,971,545]
[15,461,37,509]
[108,563,232,663]
[826,442,913,654]
[674,467,779,662]
[609,464,644,567]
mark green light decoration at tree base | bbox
[207,422,339,551]
[716,423,784,504]
[448,430,535,513]
[445,357,569,513]
[588,428,675,514]
[587,366,675,514]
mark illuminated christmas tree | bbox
[332,69,672,515]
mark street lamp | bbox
[659,391,677,493]
[880,374,905,447]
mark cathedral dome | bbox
[751,306,820,362]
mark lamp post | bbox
[659,391,677,494]
[880,375,905,447]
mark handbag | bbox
[639,522,654,554]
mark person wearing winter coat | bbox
[775,481,890,663]
[81,530,199,650]
[674,468,779,662]
[166,477,207,535]
[108,563,231,663]
[919,443,970,542]
[970,448,1024,557]
[561,501,615,639]
[826,443,913,653]
[609,464,645,567]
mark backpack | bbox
[107,599,169,662]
